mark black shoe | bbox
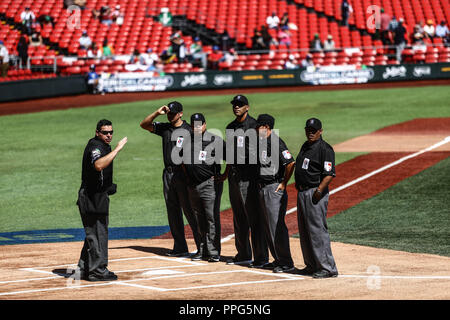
[262,262,276,270]
[312,270,338,279]
[248,261,270,269]
[226,258,252,265]
[208,255,220,263]
[88,272,118,282]
[166,250,190,257]
[297,267,315,276]
[191,252,203,261]
[273,265,295,273]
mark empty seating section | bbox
[0,0,448,80]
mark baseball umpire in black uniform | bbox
[184,113,224,262]
[295,118,338,278]
[76,119,127,281]
[140,102,201,257]
[256,114,295,273]
[218,95,269,267]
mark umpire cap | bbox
[256,114,275,129]
[305,118,322,130]
[230,95,249,106]
[190,113,206,124]
[168,101,183,114]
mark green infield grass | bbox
[0,85,449,235]
[328,156,450,257]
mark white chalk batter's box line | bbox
[0,257,304,296]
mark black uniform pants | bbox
[228,170,268,263]
[297,189,338,274]
[163,168,201,253]
[77,208,110,277]
[258,183,294,267]
[188,178,223,257]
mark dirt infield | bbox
[0,117,449,300]
[1,79,449,116]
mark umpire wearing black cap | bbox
[255,114,295,273]
[218,95,269,267]
[140,102,201,257]
[184,113,224,262]
[294,118,338,278]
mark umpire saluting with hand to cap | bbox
[295,118,338,279]
[140,102,201,257]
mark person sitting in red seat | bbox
[207,46,223,70]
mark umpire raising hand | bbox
[295,118,338,279]
[140,102,201,257]
[76,119,127,281]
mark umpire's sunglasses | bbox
[99,130,114,135]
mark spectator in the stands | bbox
[101,39,115,58]
[310,34,323,52]
[64,0,87,9]
[252,28,266,50]
[112,5,124,25]
[129,49,141,64]
[37,13,55,28]
[87,43,102,59]
[160,48,176,64]
[340,0,352,27]
[435,21,449,44]
[301,54,314,67]
[188,37,207,68]
[323,34,335,52]
[29,31,43,47]
[266,12,280,29]
[79,31,92,50]
[219,48,238,68]
[423,20,435,39]
[207,45,223,70]
[21,7,36,35]
[86,64,101,94]
[93,6,113,26]
[261,25,277,47]
[280,13,289,29]
[0,41,9,78]
[411,25,425,44]
[17,36,29,69]
[140,48,159,71]
[411,25,427,52]
[170,32,187,63]
[379,8,391,45]
[394,18,407,62]
[278,26,292,49]
[284,54,299,69]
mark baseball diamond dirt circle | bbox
[0,82,449,300]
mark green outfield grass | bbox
[0,85,449,235]
[328,156,450,257]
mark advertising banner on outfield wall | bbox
[91,63,450,93]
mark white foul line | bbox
[223,136,450,240]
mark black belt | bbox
[296,184,317,191]
[165,166,182,173]
[258,180,281,189]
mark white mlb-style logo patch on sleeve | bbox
[198,150,207,161]
[176,137,184,147]
[324,161,332,172]
[91,148,101,162]
[282,150,292,159]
